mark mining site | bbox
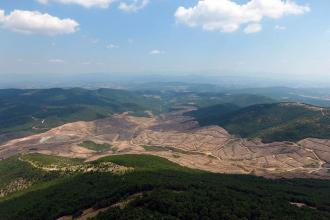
[1,106,329,179]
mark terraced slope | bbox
[189,102,330,142]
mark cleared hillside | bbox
[2,107,330,179]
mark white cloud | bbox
[37,0,113,8]
[275,25,286,30]
[0,10,4,23]
[81,61,92,65]
[91,38,100,44]
[128,38,134,44]
[37,0,150,11]
[149,49,164,55]
[107,44,119,49]
[37,0,49,3]
[244,23,262,34]
[175,0,309,33]
[49,58,65,63]
[0,9,79,36]
[119,0,149,12]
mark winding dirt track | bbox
[1,107,330,179]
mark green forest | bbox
[188,102,330,142]
[0,154,330,220]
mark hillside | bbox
[188,102,330,142]
[2,106,330,179]
[0,88,275,144]
[0,154,330,219]
[0,88,167,143]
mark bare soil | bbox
[1,106,330,179]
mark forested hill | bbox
[0,154,330,219]
[188,102,330,142]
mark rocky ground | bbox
[1,107,330,179]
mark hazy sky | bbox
[0,0,329,78]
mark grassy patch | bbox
[97,154,191,172]
[79,141,114,152]
[142,145,168,152]
[21,154,83,167]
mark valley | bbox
[1,106,330,179]
[1,88,330,219]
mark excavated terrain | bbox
[1,107,330,179]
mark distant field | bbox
[142,145,168,151]
[79,141,114,152]
[0,154,330,219]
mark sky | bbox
[0,0,329,80]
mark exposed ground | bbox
[1,107,330,179]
